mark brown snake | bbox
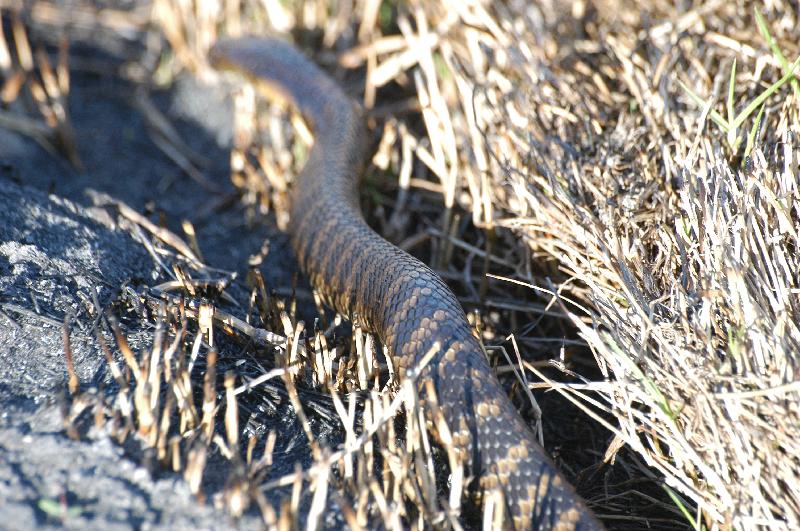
[210,37,602,530]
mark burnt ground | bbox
[0,26,327,528]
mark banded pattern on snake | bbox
[210,37,601,530]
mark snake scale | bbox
[210,37,601,530]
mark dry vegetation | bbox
[3,0,798,529]
[0,10,80,167]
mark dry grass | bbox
[22,0,798,529]
[62,194,467,528]
[0,8,80,167]
[439,2,800,528]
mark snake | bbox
[210,37,602,530]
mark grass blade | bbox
[679,80,730,130]
[732,56,800,129]
[727,59,737,147]
[743,101,765,162]
[754,9,800,97]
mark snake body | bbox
[211,37,601,530]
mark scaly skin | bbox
[211,37,602,530]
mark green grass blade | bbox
[664,485,705,531]
[727,58,736,124]
[743,101,766,162]
[679,80,730,130]
[732,56,800,129]
[755,9,800,97]
[727,59,737,147]
[608,338,677,420]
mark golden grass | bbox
[22,0,797,529]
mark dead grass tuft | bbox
[439,2,800,528]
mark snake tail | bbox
[210,36,602,530]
